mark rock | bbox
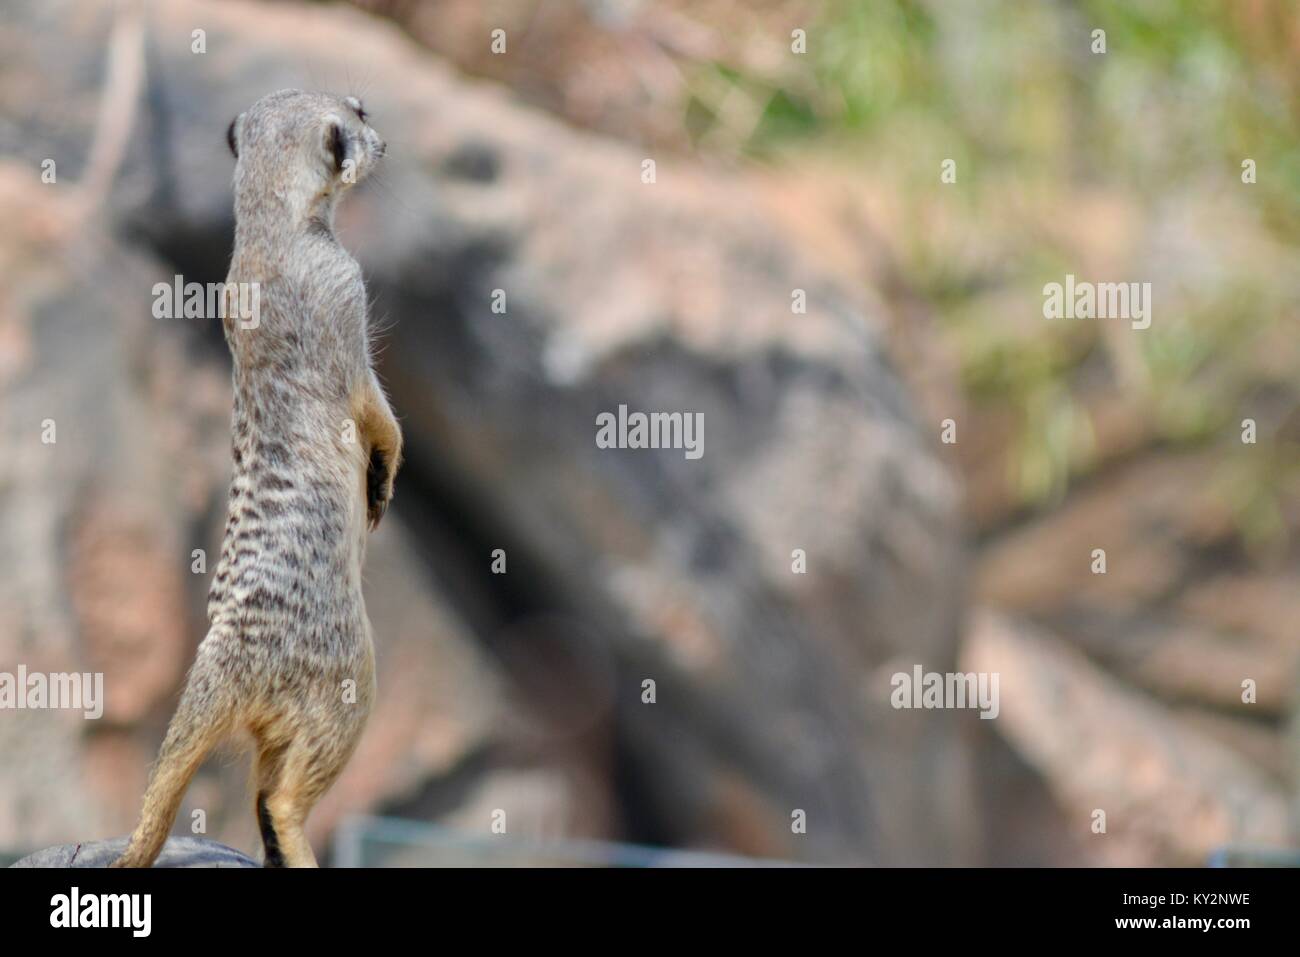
[11,837,258,868]
[964,610,1290,866]
[0,154,226,849]
[971,447,1298,846]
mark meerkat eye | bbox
[226,117,239,158]
[344,96,368,124]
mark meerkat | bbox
[111,90,401,868]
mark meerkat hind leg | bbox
[110,655,234,868]
[252,738,290,867]
[260,789,317,869]
[257,715,363,868]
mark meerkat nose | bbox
[375,139,387,157]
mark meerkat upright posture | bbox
[112,90,401,868]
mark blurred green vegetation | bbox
[684,0,1300,543]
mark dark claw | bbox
[366,447,390,529]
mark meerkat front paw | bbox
[366,446,396,529]
[356,373,402,530]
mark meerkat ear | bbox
[324,117,348,173]
[226,113,245,158]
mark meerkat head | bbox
[227,90,386,225]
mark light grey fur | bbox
[113,90,402,868]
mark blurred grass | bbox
[679,0,1300,543]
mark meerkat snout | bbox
[328,95,386,186]
[332,95,382,184]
